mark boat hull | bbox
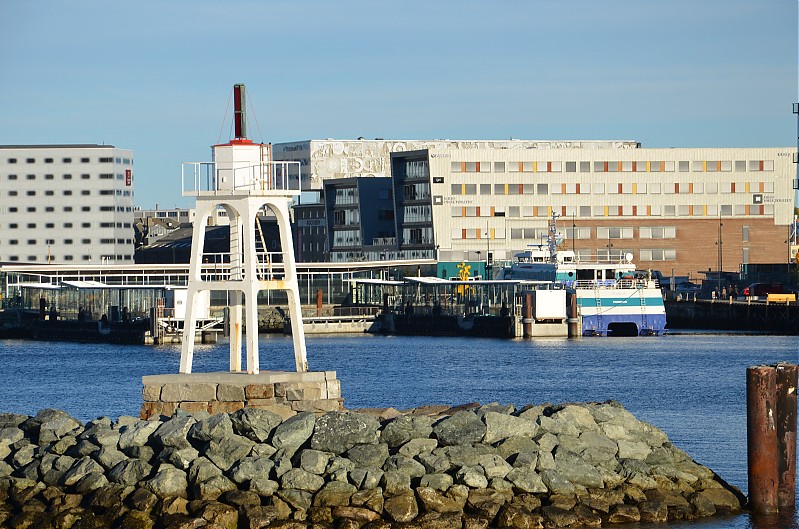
[575,287,667,336]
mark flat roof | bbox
[0,144,116,149]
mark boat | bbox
[501,215,667,336]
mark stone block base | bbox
[140,371,343,420]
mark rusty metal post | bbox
[316,288,323,317]
[776,363,798,510]
[522,292,533,337]
[747,365,779,513]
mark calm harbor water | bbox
[0,332,797,528]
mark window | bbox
[82,239,91,244]
[493,162,505,172]
[64,222,73,228]
[592,183,605,194]
[640,227,676,239]
[7,174,17,180]
[27,223,36,228]
[579,161,590,172]
[45,174,53,180]
[45,238,54,244]
[63,190,72,195]
[99,190,114,195]
[678,161,689,172]
[99,157,113,163]
[99,173,114,179]
[8,207,16,213]
[8,191,17,196]
[742,225,749,242]
[64,206,73,212]
[537,183,548,195]
[81,174,90,180]
[64,239,73,245]
[8,223,17,229]
[640,249,676,261]
[565,161,576,172]
[45,223,54,229]
[63,158,72,163]
[480,184,491,195]
[81,190,90,196]
[26,207,35,212]
[27,240,36,244]
[81,158,90,163]
[63,174,72,179]
[579,206,591,217]
[82,222,91,228]
[26,174,35,180]
[597,227,634,239]
[7,158,16,164]
[26,158,35,163]
[45,207,53,212]
[64,255,74,261]
[45,190,54,196]
[8,240,17,245]
[565,227,591,239]
[26,190,35,196]
[82,206,90,212]
[45,158,53,163]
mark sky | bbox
[1,0,797,209]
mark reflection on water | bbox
[0,333,797,528]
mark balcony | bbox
[182,161,301,198]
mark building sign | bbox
[125,169,132,186]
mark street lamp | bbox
[485,221,491,280]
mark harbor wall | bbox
[0,402,745,528]
[665,299,799,334]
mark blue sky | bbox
[1,0,796,209]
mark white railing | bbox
[197,251,286,282]
[182,161,301,197]
[573,279,659,290]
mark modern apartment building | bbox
[275,138,797,277]
[0,145,135,264]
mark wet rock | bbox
[383,493,418,522]
[495,504,542,529]
[416,486,463,514]
[696,487,741,511]
[433,412,486,446]
[219,489,261,511]
[311,412,380,454]
[638,500,668,522]
[117,509,155,529]
[466,488,508,518]
[127,487,159,512]
[314,481,357,507]
[333,505,381,524]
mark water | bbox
[1,332,798,528]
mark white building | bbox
[276,139,797,276]
[0,144,135,264]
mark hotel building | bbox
[0,145,135,264]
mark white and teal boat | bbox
[501,216,667,336]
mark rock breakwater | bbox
[0,401,743,528]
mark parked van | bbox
[743,283,784,300]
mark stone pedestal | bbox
[141,371,342,419]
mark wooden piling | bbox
[522,292,533,337]
[747,365,779,513]
[775,363,798,510]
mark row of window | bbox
[1,254,133,262]
[3,222,131,229]
[2,206,133,213]
[6,189,130,197]
[5,238,133,245]
[450,160,777,174]
[4,157,130,164]
[450,204,773,218]
[449,181,776,196]
[4,173,124,180]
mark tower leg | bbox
[274,201,309,372]
[242,199,261,374]
[180,203,214,373]
[229,289,243,372]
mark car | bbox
[743,282,784,300]
[674,281,701,295]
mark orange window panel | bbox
[475,162,481,172]
[617,161,623,172]
[518,184,524,195]
[759,182,764,192]
[688,206,693,216]
[491,206,495,216]
[731,183,736,193]
[518,162,524,172]
[646,161,651,172]
[716,161,722,172]
[689,183,694,194]
[561,184,567,194]
[576,183,581,194]
[745,182,750,193]
[759,160,764,171]
[604,162,609,172]
[547,162,552,172]
[476,207,481,217]
[646,205,651,215]
[617,206,623,216]
[618,183,623,194]
[561,206,567,217]
[461,207,466,217]
[462,229,467,240]
[461,162,466,172]
[759,205,764,215]
[533,206,539,217]
[632,206,637,216]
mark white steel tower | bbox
[180,84,307,374]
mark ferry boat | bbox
[501,216,667,336]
